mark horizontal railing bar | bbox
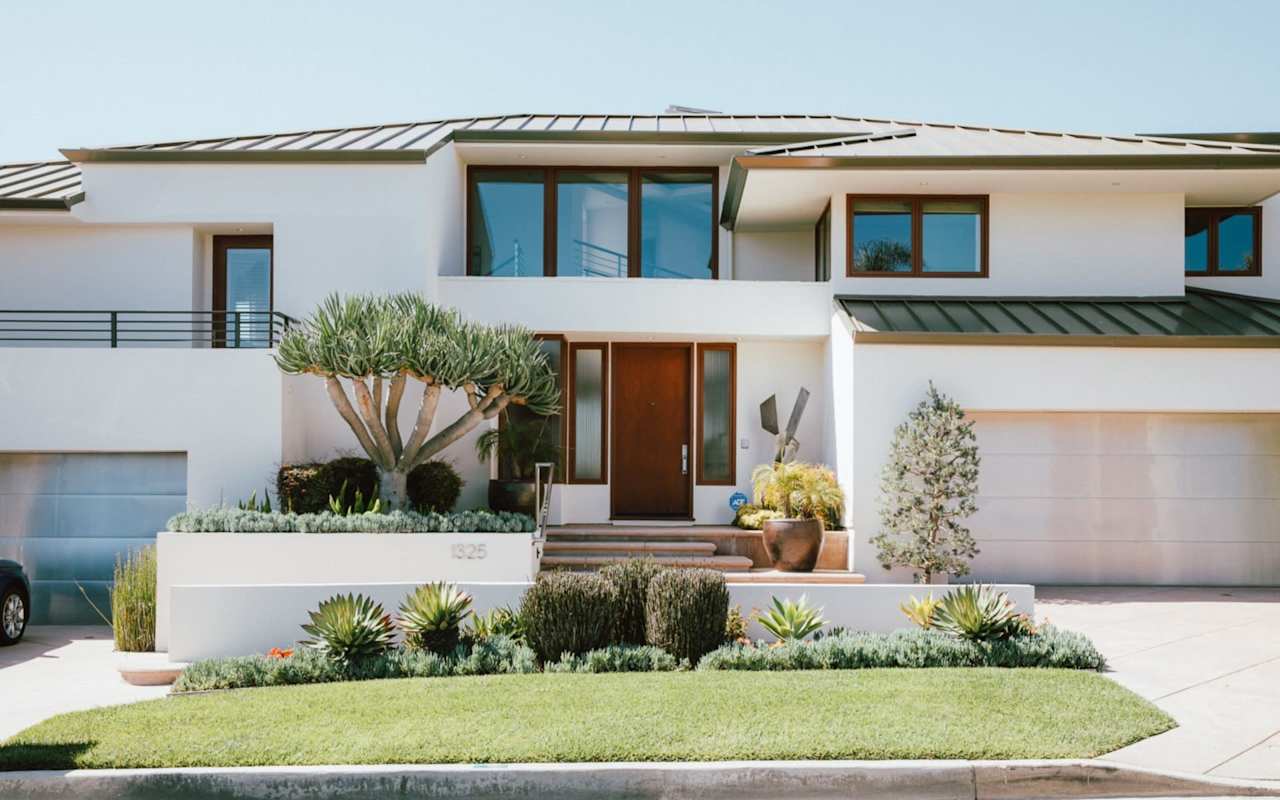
[0,309,294,317]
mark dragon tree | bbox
[275,293,559,510]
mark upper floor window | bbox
[467,166,718,279]
[1185,207,1261,276]
[846,195,988,277]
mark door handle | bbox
[681,444,688,475]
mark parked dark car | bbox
[0,560,31,645]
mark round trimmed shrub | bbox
[277,457,379,513]
[600,558,668,646]
[645,568,730,665]
[520,572,618,662]
[407,460,464,513]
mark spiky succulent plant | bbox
[465,605,525,643]
[299,593,396,664]
[398,582,474,655]
[753,595,828,642]
[931,584,1019,642]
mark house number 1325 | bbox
[450,543,487,560]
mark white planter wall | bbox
[156,531,542,652]
[166,578,1033,661]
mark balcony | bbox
[0,310,295,348]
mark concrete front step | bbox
[546,525,761,541]
[543,540,717,555]
[541,553,755,571]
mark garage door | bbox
[0,453,187,624]
[967,413,1280,586]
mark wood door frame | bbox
[567,341,608,484]
[609,341,695,519]
[212,235,273,348]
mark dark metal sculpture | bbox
[760,388,809,463]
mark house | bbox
[3,113,1280,623]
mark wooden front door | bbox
[611,344,693,518]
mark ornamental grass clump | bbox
[520,571,619,662]
[645,568,730,664]
[110,546,156,652]
[544,645,680,673]
[300,593,396,664]
[600,557,668,645]
[398,582,473,655]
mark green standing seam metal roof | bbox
[838,288,1280,348]
[0,160,84,208]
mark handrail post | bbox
[109,311,118,348]
[233,311,241,349]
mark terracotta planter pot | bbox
[488,479,536,515]
[761,518,824,572]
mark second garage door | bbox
[967,413,1280,586]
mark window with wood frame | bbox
[814,201,831,281]
[1185,207,1261,276]
[494,334,566,481]
[467,166,718,279]
[846,195,988,277]
[568,343,608,483]
[212,235,273,348]
[697,343,736,485]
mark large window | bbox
[1185,207,1261,276]
[697,344,736,485]
[467,167,718,279]
[847,195,987,277]
[496,335,565,481]
[568,343,608,483]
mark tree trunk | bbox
[379,469,409,511]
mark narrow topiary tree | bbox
[870,382,980,584]
[275,293,559,510]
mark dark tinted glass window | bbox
[640,172,714,279]
[1184,208,1260,276]
[851,199,912,272]
[922,200,982,273]
[1218,212,1256,272]
[469,169,544,277]
[1184,210,1211,273]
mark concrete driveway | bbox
[0,626,168,741]
[1038,586,1280,781]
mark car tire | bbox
[0,582,28,645]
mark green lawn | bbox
[0,669,1173,770]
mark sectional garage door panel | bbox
[967,413,1280,586]
[0,453,187,624]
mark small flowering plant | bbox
[267,647,294,659]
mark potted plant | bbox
[750,462,845,571]
[476,409,560,515]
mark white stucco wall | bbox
[1186,191,1280,299]
[828,192,1186,297]
[732,229,814,282]
[0,224,196,310]
[844,341,1280,581]
[73,163,434,316]
[0,348,282,509]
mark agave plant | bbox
[931,584,1019,642]
[465,605,524,643]
[398,582,474,655]
[900,593,942,629]
[754,595,828,642]
[237,488,272,513]
[299,593,396,663]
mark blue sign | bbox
[729,491,749,512]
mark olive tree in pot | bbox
[750,462,845,571]
[475,409,560,515]
[275,293,559,510]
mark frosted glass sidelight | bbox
[573,348,604,480]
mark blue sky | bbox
[2,0,1277,163]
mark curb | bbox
[0,759,1277,799]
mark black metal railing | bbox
[0,310,296,348]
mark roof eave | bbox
[0,192,84,210]
[59,149,431,164]
[851,331,1280,348]
[451,129,875,146]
